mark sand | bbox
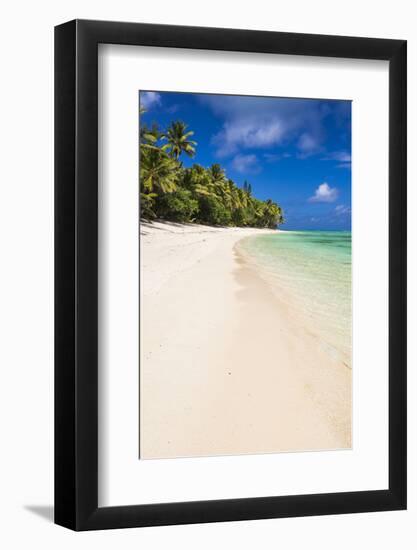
[140,221,352,459]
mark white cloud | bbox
[322,151,351,162]
[231,154,261,174]
[334,204,351,215]
[321,150,352,169]
[213,120,284,157]
[201,95,328,158]
[297,133,321,155]
[309,182,339,203]
[140,91,161,110]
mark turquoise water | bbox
[240,231,351,366]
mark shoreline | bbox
[140,221,352,459]
[236,236,352,370]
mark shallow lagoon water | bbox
[241,231,352,367]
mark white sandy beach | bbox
[140,221,351,459]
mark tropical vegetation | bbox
[140,113,284,228]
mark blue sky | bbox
[140,91,351,230]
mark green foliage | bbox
[140,192,158,219]
[197,194,232,226]
[163,121,197,160]
[156,188,199,222]
[140,146,178,194]
[139,114,284,229]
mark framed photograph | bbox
[55,20,406,530]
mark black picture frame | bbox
[55,19,407,531]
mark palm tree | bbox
[216,181,233,210]
[207,164,233,209]
[262,199,283,228]
[228,179,242,210]
[140,146,178,194]
[237,187,248,210]
[242,180,252,196]
[181,165,214,197]
[163,121,196,160]
[208,163,226,185]
[140,122,163,148]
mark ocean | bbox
[240,230,352,367]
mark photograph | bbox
[139,90,352,459]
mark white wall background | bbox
[0,0,415,548]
